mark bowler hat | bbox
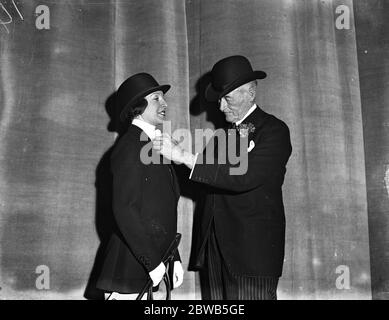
[117,73,170,122]
[205,55,266,102]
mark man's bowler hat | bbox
[205,55,266,102]
[117,73,170,122]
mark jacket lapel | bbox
[159,155,180,201]
[134,124,180,201]
[240,106,268,140]
[168,164,181,201]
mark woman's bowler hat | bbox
[117,73,170,122]
[205,55,266,102]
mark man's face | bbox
[218,84,253,123]
[141,90,167,126]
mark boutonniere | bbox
[236,122,255,138]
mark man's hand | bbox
[173,261,184,288]
[149,262,166,287]
[153,133,196,169]
[153,133,182,161]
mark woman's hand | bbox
[149,262,166,287]
[153,133,196,169]
[173,261,184,288]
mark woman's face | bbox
[141,90,167,126]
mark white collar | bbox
[131,118,157,140]
[235,103,258,126]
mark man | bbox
[96,73,183,300]
[154,55,292,300]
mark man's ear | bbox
[248,86,256,100]
[247,82,256,99]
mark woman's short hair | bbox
[125,98,148,121]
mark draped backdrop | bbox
[0,0,387,299]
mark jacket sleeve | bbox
[110,139,161,272]
[190,121,292,192]
[173,249,181,262]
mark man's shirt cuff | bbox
[189,153,199,179]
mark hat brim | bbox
[205,70,266,102]
[119,84,170,122]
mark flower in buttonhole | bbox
[237,122,255,138]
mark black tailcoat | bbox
[191,107,292,277]
[96,124,180,293]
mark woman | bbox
[96,73,183,300]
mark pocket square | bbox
[248,140,255,152]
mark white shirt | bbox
[235,103,258,126]
[132,118,158,140]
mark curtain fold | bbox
[186,0,371,299]
[354,0,389,300]
[0,0,381,299]
[0,0,116,298]
[113,0,195,300]
[280,0,370,299]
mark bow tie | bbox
[230,123,240,130]
[226,123,240,137]
[228,122,256,138]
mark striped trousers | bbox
[202,223,279,300]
